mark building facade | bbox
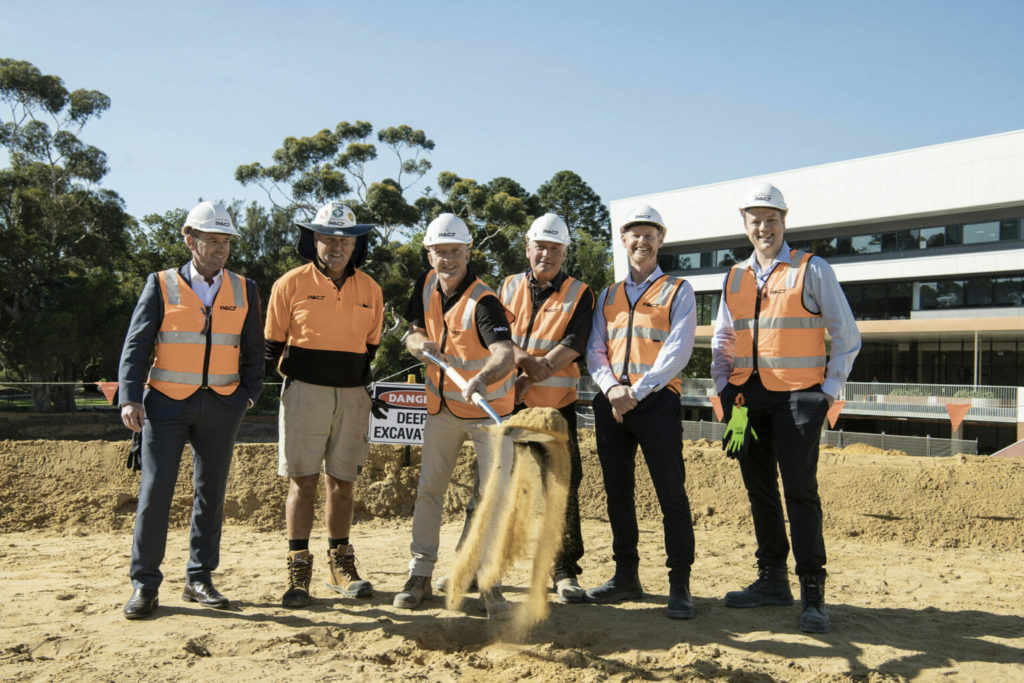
[609,130,1024,453]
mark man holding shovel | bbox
[394,213,516,619]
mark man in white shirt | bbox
[711,182,860,633]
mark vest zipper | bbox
[438,323,450,403]
[521,287,541,354]
[752,284,763,375]
[201,306,213,388]
[620,293,639,385]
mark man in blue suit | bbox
[118,201,264,619]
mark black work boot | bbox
[585,567,643,604]
[798,570,830,633]
[723,563,794,608]
[666,574,695,620]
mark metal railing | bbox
[819,429,977,457]
[676,378,1019,424]
[575,407,978,457]
[840,381,1018,423]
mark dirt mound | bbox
[1,435,1022,551]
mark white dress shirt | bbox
[186,262,223,307]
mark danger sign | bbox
[368,381,426,445]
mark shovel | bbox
[421,351,561,444]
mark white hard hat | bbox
[620,204,666,232]
[739,182,788,212]
[182,201,239,236]
[526,213,570,245]
[423,213,473,246]
[296,201,373,237]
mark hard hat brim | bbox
[526,235,571,245]
[295,222,374,237]
[423,237,473,246]
[620,219,666,232]
[181,225,239,237]
[739,202,788,212]
[297,227,369,265]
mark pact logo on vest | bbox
[219,305,237,311]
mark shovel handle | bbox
[422,351,502,425]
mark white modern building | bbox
[609,130,1024,453]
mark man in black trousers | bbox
[118,201,264,619]
[584,204,698,620]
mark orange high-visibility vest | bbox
[724,250,826,391]
[147,268,248,400]
[422,270,515,418]
[500,272,589,409]
[603,274,685,394]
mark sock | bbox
[329,537,349,550]
[288,539,309,552]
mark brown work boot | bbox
[281,549,313,608]
[326,544,373,598]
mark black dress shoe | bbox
[124,588,159,619]
[585,571,643,604]
[667,583,696,620]
[182,581,230,608]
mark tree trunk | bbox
[50,384,76,412]
[30,385,49,412]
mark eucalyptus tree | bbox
[0,58,134,410]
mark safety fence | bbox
[1,380,984,456]
[575,407,977,457]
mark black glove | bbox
[371,397,390,419]
[125,431,142,471]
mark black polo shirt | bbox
[404,269,511,348]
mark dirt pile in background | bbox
[1,434,1022,551]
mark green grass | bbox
[0,395,115,410]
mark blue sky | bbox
[4,0,1023,221]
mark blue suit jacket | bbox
[118,264,265,421]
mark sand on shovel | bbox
[445,407,571,636]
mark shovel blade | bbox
[477,424,567,444]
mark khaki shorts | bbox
[278,379,371,481]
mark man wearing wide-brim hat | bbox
[264,201,384,608]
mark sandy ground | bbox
[1,435,1023,681]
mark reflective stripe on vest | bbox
[603,274,684,394]
[423,270,514,418]
[724,250,826,391]
[147,268,248,400]
[500,272,588,408]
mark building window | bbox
[962,221,1000,245]
[888,281,911,318]
[1000,218,1020,241]
[694,292,720,325]
[919,226,945,248]
[851,234,882,254]
[936,280,964,308]
[658,213,1023,274]
[965,277,994,307]
[993,277,1024,306]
